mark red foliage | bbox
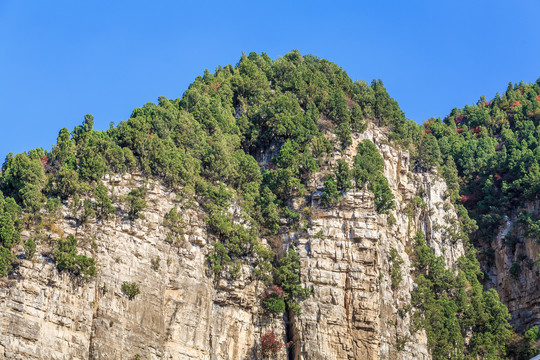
[262,285,285,300]
[520,89,524,95]
[460,194,476,203]
[470,126,481,134]
[455,128,463,133]
[455,114,465,123]
[40,155,49,167]
[425,129,432,134]
[494,173,503,181]
[511,100,521,107]
[261,331,282,357]
[536,94,540,102]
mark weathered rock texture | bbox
[485,202,540,332]
[290,126,464,360]
[0,126,464,359]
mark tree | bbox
[321,176,340,208]
[24,238,36,260]
[0,212,20,248]
[334,159,351,192]
[336,122,352,150]
[77,144,106,183]
[1,153,45,210]
[54,128,74,164]
[353,140,384,189]
[126,186,147,221]
[0,246,12,276]
[258,186,280,234]
[371,174,395,214]
[415,133,442,171]
[276,248,310,314]
[83,114,94,132]
[55,166,79,200]
[121,281,140,300]
[94,183,115,219]
[54,234,96,279]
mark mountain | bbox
[0,51,536,359]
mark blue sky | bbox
[1,0,539,161]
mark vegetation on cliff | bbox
[0,50,526,356]
[423,79,540,247]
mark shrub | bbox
[163,207,185,243]
[276,249,311,314]
[0,246,13,276]
[389,248,404,289]
[46,197,62,217]
[388,213,396,226]
[126,186,147,221]
[151,256,160,271]
[24,238,36,260]
[54,234,96,279]
[121,281,140,300]
[321,176,339,208]
[94,183,116,219]
[261,286,286,314]
[509,262,521,280]
[261,331,282,358]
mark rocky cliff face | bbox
[290,127,464,360]
[485,202,540,332]
[0,126,465,359]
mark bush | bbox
[276,249,311,314]
[0,246,13,276]
[389,248,404,289]
[352,140,394,213]
[24,238,36,260]
[54,234,96,279]
[121,281,140,300]
[94,183,116,219]
[151,256,160,271]
[261,331,282,358]
[261,286,286,314]
[163,207,185,243]
[126,186,147,221]
[509,262,521,280]
[321,176,339,208]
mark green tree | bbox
[334,159,351,192]
[80,199,95,225]
[94,183,115,219]
[371,174,395,214]
[24,238,36,260]
[321,176,339,208]
[276,248,310,314]
[0,246,13,276]
[54,234,96,279]
[126,186,147,221]
[54,128,74,165]
[55,166,80,200]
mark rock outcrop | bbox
[0,126,465,359]
[485,202,540,332]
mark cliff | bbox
[486,202,540,332]
[0,125,465,359]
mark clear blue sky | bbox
[1,0,539,161]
